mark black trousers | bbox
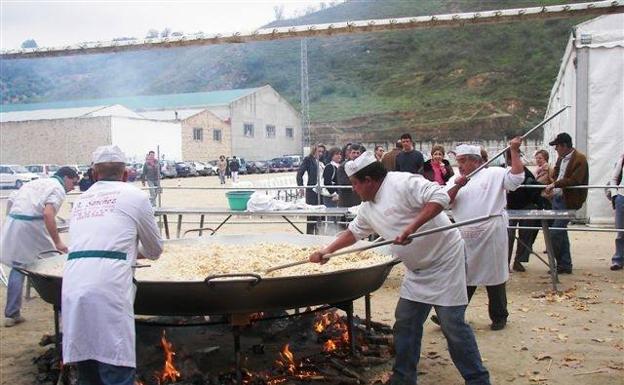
[467,283,508,323]
[508,218,540,263]
[305,189,320,234]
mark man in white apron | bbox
[446,139,525,331]
[309,151,490,385]
[62,145,163,385]
[1,167,79,327]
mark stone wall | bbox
[0,116,111,165]
[181,110,231,162]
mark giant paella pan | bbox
[20,233,399,316]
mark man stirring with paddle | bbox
[308,151,490,385]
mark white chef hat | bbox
[455,144,482,157]
[92,145,127,164]
[345,151,377,177]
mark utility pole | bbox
[300,38,311,151]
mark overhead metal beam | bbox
[1,1,622,59]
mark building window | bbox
[193,127,203,141]
[266,125,276,138]
[285,127,294,138]
[213,129,222,142]
[243,123,254,137]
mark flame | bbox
[277,344,297,375]
[157,330,181,384]
[323,339,337,352]
[313,311,350,353]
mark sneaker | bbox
[430,314,440,325]
[512,261,526,272]
[4,316,25,327]
[610,264,623,271]
[490,319,506,331]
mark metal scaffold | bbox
[1,1,622,59]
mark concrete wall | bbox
[0,116,111,165]
[110,117,182,163]
[181,110,231,162]
[229,86,303,161]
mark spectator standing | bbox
[217,155,227,185]
[534,150,554,209]
[608,153,624,270]
[396,133,424,174]
[543,133,589,274]
[79,166,95,192]
[322,147,342,207]
[381,140,402,172]
[230,156,240,183]
[505,150,542,272]
[374,145,385,162]
[296,145,325,234]
[337,144,364,208]
[423,145,454,185]
[141,151,160,207]
[225,157,231,179]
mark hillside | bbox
[0,0,590,143]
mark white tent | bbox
[543,13,624,224]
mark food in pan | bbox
[134,242,392,281]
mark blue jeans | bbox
[613,195,624,267]
[391,298,490,385]
[76,360,135,385]
[4,268,25,319]
[551,195,572,270]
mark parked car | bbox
[247,160,269,174]
[25,164,60,178]
[0,164,39,189]
[269,157,294,172]
[207,161,219,175]
[132,163,144,180]
[283,155,302,168]
[193,161,213,176]
[77,165,91,176]
[160,160,178,178]
[175,162,192,177]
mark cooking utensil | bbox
[265,214,498,274]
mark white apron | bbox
[460,213,509,286]
[0,177,65,267]
[348,172,467,306]
[62,181,163,368]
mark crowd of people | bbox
[0,131,620,385]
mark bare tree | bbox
[160,28,171,38]
[146,29,159,39]
[273,4,285,21]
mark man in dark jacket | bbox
[337,144,364,208]
[396,133,424,175]
[505,151,542,272]
[543,133,589,274]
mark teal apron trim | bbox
[51,175,64,187]
[9,213,44,220]
[67,250,127,261]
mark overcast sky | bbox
[1,1,328,50]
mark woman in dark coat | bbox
[322,147,342,207]
[296,144,325,234]
[422,144,454,185]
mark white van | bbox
[0,165,39,189]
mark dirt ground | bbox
[0,172,622,385]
